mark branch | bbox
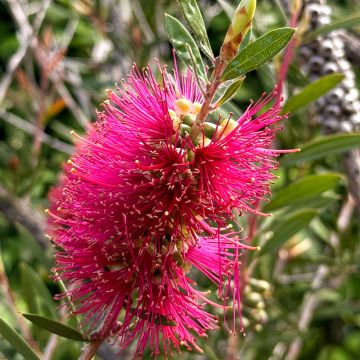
[79,339,104,360]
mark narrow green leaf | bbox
[222,27,295,81]
[282,133,360,166]
[0,316,40,360]
[304,12,360,41]
[177,0,214,60]
[20,264,39,316]
[281,73,344,114]
[259,209,318,254]
[264,173,342,212]
[215,76,245,107]
[165,14,206,80]
[23,313,89,342]
[20,263,57,319]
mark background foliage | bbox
[0,0,359,359]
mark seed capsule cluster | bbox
[299,0,360,133]
[300,0,360,214]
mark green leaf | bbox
[215,76,245,107]
[177,0,214,60]
[222,27,295,81]
[22,314,89,342]
[281,73,344,114]
[259,209,318,254]
[20,263,57,319]
[264,173,342,212]
[282,133,360,166]
[304,12,360,41]
[0,316,40,360]
[165,14,206,80]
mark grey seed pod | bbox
[318,15,331,26]
[314,97,326,112]
[339,121,354,133]
[327,88,345,104]
[328,47,346,60]
[322,62,339,74]
[348,88,359,101]
[324,104,342,117]
[299,46,313,61]
[342,77,356,90]
[308,55,325,72]
[349,113,360,126]
[338,59,351,71]
[343,70,355,80]
[322,118,339,132]
[320,39,334,57]
[342,99,358,114]
[332,37,345,51]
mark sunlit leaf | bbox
[281,73,344,114]
[215,76,245,107]
[23,314,89,342]
[177,0,214,60]
[0,316,40,360]
[259,209,318,254]
[222,27,295,81]
[165,14,206,80]
[282,133,360,166]
[264,173,342,211]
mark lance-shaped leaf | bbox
[264,173,342,212]
[0,316,40,360]
[281,73,344,114]
[177,0,214,60]
[281,133,360,166]
[259,209,318,254]
[222,27,295,81]
[165,14,206,80]
[214,76,245,107]
[23,313,89,342]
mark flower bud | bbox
[220,0,256,61]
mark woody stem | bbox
[190,57,228,140]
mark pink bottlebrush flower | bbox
[48,60,286,357]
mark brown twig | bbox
[79,339,104,360]
[190,57,228,139]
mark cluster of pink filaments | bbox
[48,61,287,357]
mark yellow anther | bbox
[172,116,182,130]
[168,109,177,118]
[220,118,238,136]
[190,102,202,115]
[174,98,191,115]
